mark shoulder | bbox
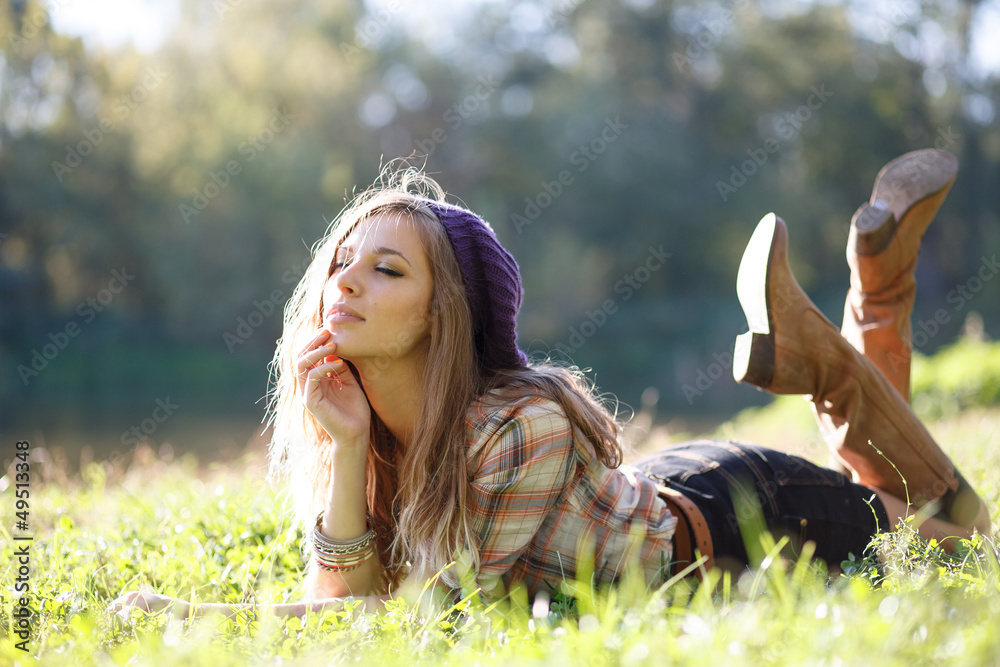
[467,391,571,443]
[465,391,575,466]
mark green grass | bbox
[3,339,1000,666]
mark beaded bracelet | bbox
[314,548,375,572]
[313,534,375,555]
[312,513,375,551]
[312,512,377,572]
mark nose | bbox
[332,260,361,296]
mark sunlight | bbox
[969,0,1000,79]
[48,0,179,52]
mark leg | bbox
[838,149,958,400]
[635,440,889,570]
[732,213,990,533]
[872,488,985,550]
[817,151,957,474]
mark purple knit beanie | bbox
[425,200,529,372]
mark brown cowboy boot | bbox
[733,213,989,532]
[840,149,959,400]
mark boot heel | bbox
[850,201,896,257]
[873,149,957,223]
[853,149,958,256]
[734,213,783,389]
[733,331,774,388]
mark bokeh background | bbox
[2,0,999,467]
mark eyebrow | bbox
[337,245,412,267]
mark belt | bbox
[657,484,714,577]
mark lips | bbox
[324,304,364,330]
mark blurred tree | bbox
[1,0,997,433]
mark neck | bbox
[352,354,426,448]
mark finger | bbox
[108,591,137,614]
[294,327,332,360]
[297,356,343,399]
[118,591,139,604]
[295,342,338,396]
[296,342,340,374]
[305,358,350,389]
[310,356,349,381]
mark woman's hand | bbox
[295,328,371,449]
[297,328,376,594]
[107,591,189,618]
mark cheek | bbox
[412,297,434,336]
[394,291,430,330]
[320,284,334,312]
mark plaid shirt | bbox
[465,392,676,597]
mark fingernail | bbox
[324,355,341,363]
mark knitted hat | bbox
[425,201,529,371]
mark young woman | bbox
[110,150,991,618]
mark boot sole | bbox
[852,149,958,256]
[733,213,779,388]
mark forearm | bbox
[310,444,383,598]
[173,594,393,619]
[322,445,369,539]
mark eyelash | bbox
[329,259,402,278]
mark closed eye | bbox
[329,248,356,275]
[330,259,401,278]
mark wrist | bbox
[312,511,377,574]
[318,509,370,541]
[327,438,369,461]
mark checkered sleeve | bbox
[466,402,577,587]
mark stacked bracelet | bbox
[312,512,376,573]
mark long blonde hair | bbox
[266,167,624,590]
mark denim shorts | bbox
[633,439,890,570]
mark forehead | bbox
[340,211,423,249]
